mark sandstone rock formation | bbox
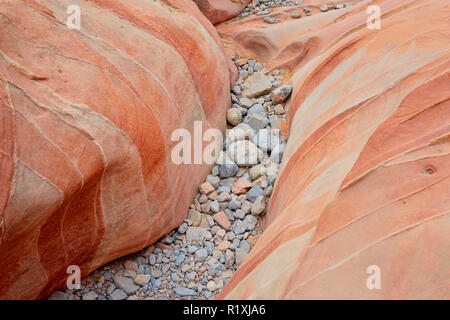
[2,0,449,301]
[0,0,235,299]
[193,0,251,25]
[218,0,450,299]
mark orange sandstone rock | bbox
[193,0,251,25]
[232,179,254,195]
[218,0,450,300]
[0,0,233,299]
[213,211,231,230]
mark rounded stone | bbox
[219,162,239,178]
[207,281,216,292]
[227,108,243,126]
[249,164,266,180]
[291,11,302,19]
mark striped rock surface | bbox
[0,0,234,299]
[193,0,251,25]
[218,0,450,299]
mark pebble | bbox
[186,227,212,243]
[248,103,266,116]
[217,229,226,239]
[82,291,98,300]
[195,248,208,261]
[217,192,232,202]
[227,199,241,210]
[221,177,236,188]
[271,85,293,104]
[244,112,269,129]
[219,162,239,178]
[187,245,198,254]
[291,11,302,19]
[264,17,277,24]
[207,176,221,189]
[187,209,207,228]
[227,140,263,166]
[241,72,272,98]
[239,97,253,108]
[134,274,150,286]
[256,9,270,15]
[217,185,231,194]
[124,260,138,271]
[233,219,247,234]
[207,281,217,292]
[274,104,285,115]
[232,179,254,195]
[251,196,266,216]
[243,215,258,231]
[227,107,242,126]
[249,164,266,180]
[199,182,214,195]
[247,186,264,202]
[109,289,127,300]
[114,274,139,295]
[226,123,254,142]
[254,175,268,188]
[175,253,185,266]
[218,240,231,251]
[151,268,162,278]
[48,291,78,300]
[234,209,246,220]
[213,211,231,230]
[241,201,252,214]
[209,200,219,213]
[173,287,197,297]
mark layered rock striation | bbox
[218,0,450,299]
[0,0,234,299]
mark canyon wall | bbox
[0,0,234,299]
[218,0,450,299]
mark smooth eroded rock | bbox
[218,0,450,300]
[0,0,234,299]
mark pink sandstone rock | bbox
[0,0,234,299]
[232,179,254,195]
[213,211,231,230]
[218,0,450,299]
[193,0,251,25]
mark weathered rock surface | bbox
[241,72,272,98]
[218,0,450,299]
[0,0,235,299]
[193,0,252,25]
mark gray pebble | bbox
[247,186,264,202]
[228,200,241,210]
[175,253,185,266]
[219,162,239,178]
[174,287,197,296]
